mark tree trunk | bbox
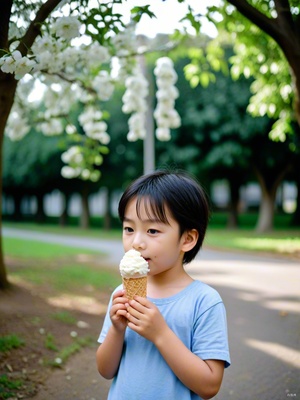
[256,187,276,232]
[103,188,112,230]
[227,179,240,228]
[35,193,46,223]
[0,73,18,289]
[80,185,90,229]
[59,192,70,227]
[291,175,300,226]
[254,166,289,232]
[12,194,22,221]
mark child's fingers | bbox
[129,296,151,311]
[112,289,125,300]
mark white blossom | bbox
[121,68,149,140]
[61,146,83,164]
[92,71,114,101]
[156,127,171,141]
[5,111,30,141]
[0,50,34,78]
[78,106,110,144]
[61,166,81,179]
[83,43,111,68]
[52,16,81,40]
[154,57,181,141]
[39,119,64,136]
[0,54,18,74]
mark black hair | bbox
[118,169,210,264]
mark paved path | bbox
[4,227,300,399]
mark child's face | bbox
[122,197,187,277]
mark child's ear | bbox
[181,229,199,252]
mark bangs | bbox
[135,195,170,225]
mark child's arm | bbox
[96,290,128,379]
[126,296,225,399]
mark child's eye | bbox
[148,229,159,235]
[124,226,134,233]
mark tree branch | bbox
[16,0,62,56]
[274,0,298,40]
[226,0,294,48]
[0,0,13,51]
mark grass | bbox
[3,236,123,291]
[0,335,25,352]
[49,337,94,368]
[205,229,300,257]
[52,311,77,325]
[3,237,102,259]
[0,375,23,400]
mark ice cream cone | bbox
[122,276,147,300]
[119,249,149,300]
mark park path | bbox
[3,227,300,399]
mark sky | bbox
[114,0,219,38]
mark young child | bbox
[96,169,230,400]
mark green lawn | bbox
[205,229,300,257]
[4,236,120,292]
[3,237,101,259]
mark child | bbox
[96,169,230,400]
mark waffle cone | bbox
[122,276,147,300]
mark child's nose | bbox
[132,233,146,250]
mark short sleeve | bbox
[192,301,231,368]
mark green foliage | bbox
[51,311,77,325]
[44,333,58,351]
[3,129,64,191]
[49,337,93,368]
[0,334,25,352]
[0,375,23,399]
[185,0,299,143]
[130,5,156,23]
[164,52,295,194]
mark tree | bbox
[0,1,183,289]
[181,0,300,227]
[182,0,300,133]
[162,53,295,231]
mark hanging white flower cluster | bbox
[154,57,181,141]
[78,106,110,145]
[92,71,114,101]
[111,22,138,81]
[61,144,103,182]
[61,146,84,179]
[122,68,149,141]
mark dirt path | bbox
[32,347,111,400]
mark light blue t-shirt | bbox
[98,280,230,400]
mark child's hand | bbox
[110,290,129,333]
[126,296,168,343]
